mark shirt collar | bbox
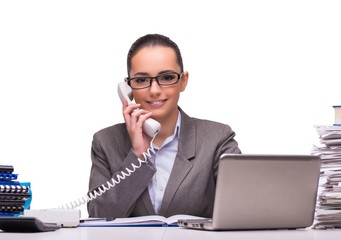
[175,110,181,138]
[164,110,181,144]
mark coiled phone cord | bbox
[60,135,157,209]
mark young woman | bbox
[87,34,241,218]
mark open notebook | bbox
[178,153,321,230]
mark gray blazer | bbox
[87,108,241,218]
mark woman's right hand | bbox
[122,99,153,158]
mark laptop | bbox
[178,153,321,230]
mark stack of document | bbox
[312,125,341,229]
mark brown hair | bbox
[127,34,184,76]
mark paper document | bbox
[79,214,204,227]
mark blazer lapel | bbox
[159,109,196,215]
[141,189,156,215]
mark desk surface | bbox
[0,226,340,240]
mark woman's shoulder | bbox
[181,109,234,131]
[93,123,127,140]
[191,116,231,127]
[190,117,235,138]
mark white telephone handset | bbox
[117,82,161,137]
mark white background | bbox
[1,0,340,218]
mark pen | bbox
[80,218,115,223]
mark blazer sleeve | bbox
[212,123,241,178]
[87,126,156,218]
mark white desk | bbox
[0,226,340,240]
[164,227,340,240]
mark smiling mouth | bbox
[148,100,166,106]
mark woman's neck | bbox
[153,111,179,147]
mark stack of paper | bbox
[312,125,341,229]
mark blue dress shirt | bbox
[148,112,181,214]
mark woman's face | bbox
[129,46,188,122]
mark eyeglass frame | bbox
[125,72,184,90]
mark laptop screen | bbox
[211,154,321,230]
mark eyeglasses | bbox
[125,72,183,90]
